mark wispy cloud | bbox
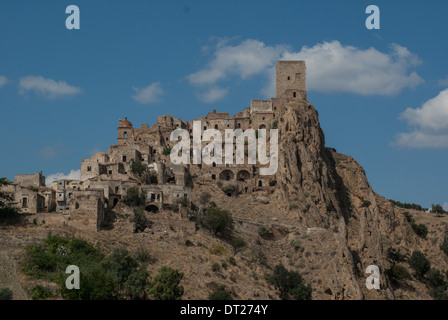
[132,82,164,104]
[394,89,448,148]
[38,143,70,160]
[45,169,80,187]
[19,76,81,99]
[188,39,423,101]
[196,87,229,103]
[0,75,8,88]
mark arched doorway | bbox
[219,170,234,181]
[237,170,250,182]
[145,205,159,213]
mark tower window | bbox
[204,126,207,130]
[87,166,91,172]
[287,76,290,80]
[214,124,218,129]
[124,132,127,138]
[293,92,297,98]
[122,156,127,162]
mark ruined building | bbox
[2,61,307,230]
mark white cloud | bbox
[197,87,229,103]
[189,39,286,86]
[443,202,448,212]
[395,89,448,148]
[188,39,423,101]
[0,75,8,88]
[132,82,164,104]
[45,169,80,187]
[19,76,81,99]
[280,41,422,96]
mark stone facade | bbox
[2,60,306,231]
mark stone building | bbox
[2,60,306,230]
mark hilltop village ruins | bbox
[1,61,307,230]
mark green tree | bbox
[124,187,147,207]
[271,264,312,300]
[163,147,172,156]
[149,266,184,300]
[202,206,234,238]
[124,267,149,300]
[432,204,446,216]
[130,159,148,176]
[133,207,149,233]
[60,267,118,300]
[0,288,13,300]
[409,250,431,277]
[102,248,139,288]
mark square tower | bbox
[276,61,306,100]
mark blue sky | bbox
[0,0,447,209]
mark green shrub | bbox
[163,147,172,156]
[31,285,54,300]
[209,289,233,300]
[412,223,428,239]
[148,266,184,300]
[221,184,236,194]
[133,207,150,233]
[228,257,236,266]
[361,200,371,208]
[0,288,13,300]
[425,269,448,300]
[130,159,147,176]
[102,248,139,286]
[403,212,414,223]
[210,245,227,256]
[124,187,147,207]
[409,250,431,277]
[440,242,448,255]
[231,236,246,254]
[387,265,412,282]
[202,206,234,238]
[387,248,406,263]
[271,264,312,300]
[124,267,149,300]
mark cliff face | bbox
[259,100,447,299]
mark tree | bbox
[231,236,246,254]
[387,265,412,282]
[133,207,150,233]
[124,187,147,207]
[60,267,118,300]
[149,266,184,300]
[271,264,312,300]
[202,206,234,238]
[432,204,446,216]
[102,248,139,288]
[124,267,149,300]
[130,159,148,176]
[409,250,431,277]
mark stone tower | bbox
[117,117,134,145]
[276,61,306,101]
